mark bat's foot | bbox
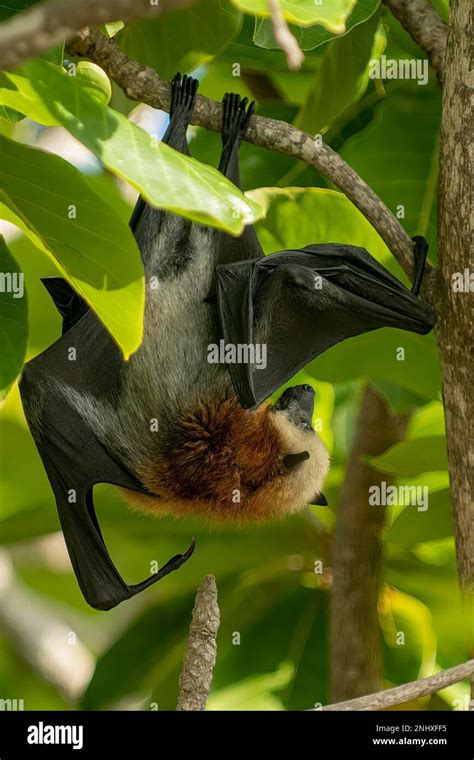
[411,235,429,296]
[221,92,255,147]
[218,93,255,174]
[169,72,198,120]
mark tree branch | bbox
[66,27,432,291]
[0,0,196,72]
[436,0,473,672]
[330,384,410,700]
[320,659,474,710]
[382,0,448,83]
[176,575,220,711]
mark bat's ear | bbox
[283,451,310,470]
[311,492,328,506]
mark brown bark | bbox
[176,575,220,711]
[436,0,473,617]
[322,659,474,710]
[330,385,410,701]
[0,0,196,72]
[382,0,448,83]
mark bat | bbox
[19,74,436,609]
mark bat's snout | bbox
[273,384,315,426]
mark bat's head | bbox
[268,384,330,511]
[126,385,329,523]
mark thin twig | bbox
[66,27,430,289]
[176,575,220,711]
[0,0,196,72]
[382,0,448,83]
[266,0,304,70]
[319,659,474,710]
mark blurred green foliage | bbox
[0,0,468,713]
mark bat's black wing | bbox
[215,239,436,408]
[19,286,194,611]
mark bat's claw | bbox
[411,235,429,296]
[170,72,198,119]
[221,91,255,146]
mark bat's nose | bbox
[274,384,315,420]
[291,383,315,400]
[292,384,315,418]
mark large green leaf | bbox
[0,60,111,125]
[0,236,28,399]
[340,85,441,259]
[311,330,440,400]
[231,0,356,32]
[6,59,263,234]
[296,13,384,135]
[367,436,448,475]
[254,0,380,50]
[0,68,60,126]
[0,134,144,357]
[116,0,242,81]
[248,186,392,261]
[407,400,445,439]
[388,489,453,545]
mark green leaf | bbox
[380,587,437,686]
[407,401,445,439]
[0,134,144,358]
[367,436,448,475]
[340,85,441,259]
[0,50,87,127]
[116,0,242,81]
[70,61,112,105]
[388,489,453,545]
[311,330,440,400]
[0,104,24,123]
[81,594,194,709]
[208,662,293,710]
[296,13,384,135]
[0,68,60,126]
[254,0,380,51]
[232,0,356,32]
[104,21,125,37]
[18,59,263,234]
[247,186,392,262]
[372,381,427,414]
[0,236,28,399]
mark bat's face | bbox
[268,384,330,513]
[272,384,316,431]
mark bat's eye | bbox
[302,421,313,431]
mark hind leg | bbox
[130,74,200,278]
[215,93,263,267]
